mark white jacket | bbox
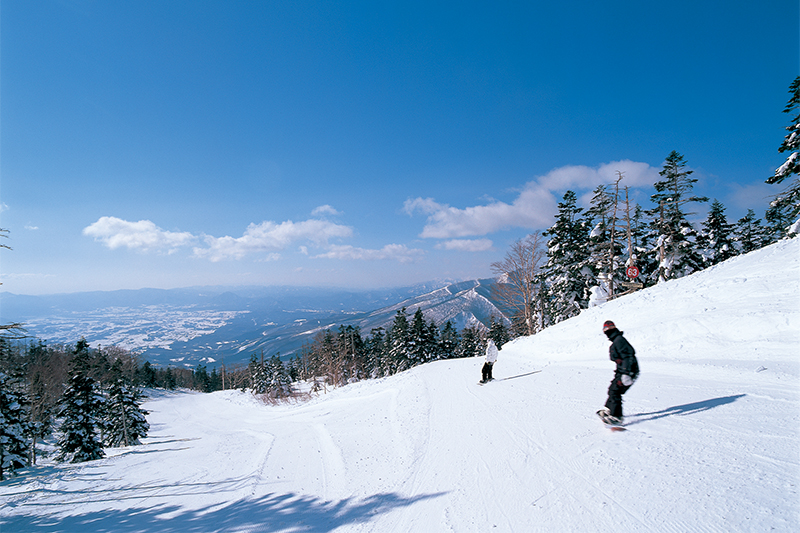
[485,340,498,363]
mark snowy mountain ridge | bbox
[0,279,506,366]
[2,238,797,532]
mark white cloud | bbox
[314,244,424,263]
[538,160,659,190]
[85,215,356,262]
[405,160,659,239]
[194,219,353,261]
[404,186,555,239]
[436,239,494,252]
[83,216,195,252]
[25,225,39,231]
[311,204,342,217]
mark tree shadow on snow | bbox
[627,394,747,425]
[1,490,447,533]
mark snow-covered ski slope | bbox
[2,238,798,532]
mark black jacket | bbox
[607,329,639,378]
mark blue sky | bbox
[1,0,797,295]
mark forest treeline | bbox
[0,339,149,479]
[495,149,795,337]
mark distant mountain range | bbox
[0,280,508,368]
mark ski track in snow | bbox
[1,239,799,532]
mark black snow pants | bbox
[481,362,494,382]
[605,374,632,418]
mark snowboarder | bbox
[597,320,639,425]
[480,339,498,383]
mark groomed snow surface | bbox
[2,239,799,532]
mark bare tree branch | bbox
[490,233,546,336]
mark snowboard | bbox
[596,409,627,431]
[477,378,495,386]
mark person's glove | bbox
[620,374,633,387]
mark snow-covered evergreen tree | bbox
[56,339,105,463]
[408,308,436,367]
[265,354,293,398]
[366,327,388,378]
[646,151,708,282]
[286,355,300,382]
[586,183,626,300]
[766,75,800,236]
[438,321,460,359]
[103,360,149,447]
[249,353,269,393]
[488,317,511,348]
[457,326,483,359]
[138,361,158,388]
[427,320,441,362]
[698,199,736,267]
[630,204,658,285]
[542,190,592,323]
[387,308,411,374]
[764,200,796,244]
[733,209,768,254]
[0,371,30,480]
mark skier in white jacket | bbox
[481,339,499,383]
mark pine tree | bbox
[765,202,795,244]
[265,354,292,398]
[316,330,340,386]
[427,320,441,362]
[287,355,302,382]
[698,199,736,266]
[15,340,62,467]
[365,327,388,378]
[586,184,620,272]
[766,75,800,235]
[103,360,149,447]
[457,326,483,359]
[488,317,511,348]
[630,204,659,286]
[646,151,708,282]
[438,321,460,359]
[56,339,105,463]
[0,371,30,480]
[733,209,768,253]
[162,368,177,390]
[248,353,268,394]
[408,309,436,367]
[193,364,212,392]
[542,191,592,323]
[208,368,222,391]
[138,361,158,388]
[586,181,627,301]
[26,370,54,466]
[336,325,365,383]
[387,308,411,374]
